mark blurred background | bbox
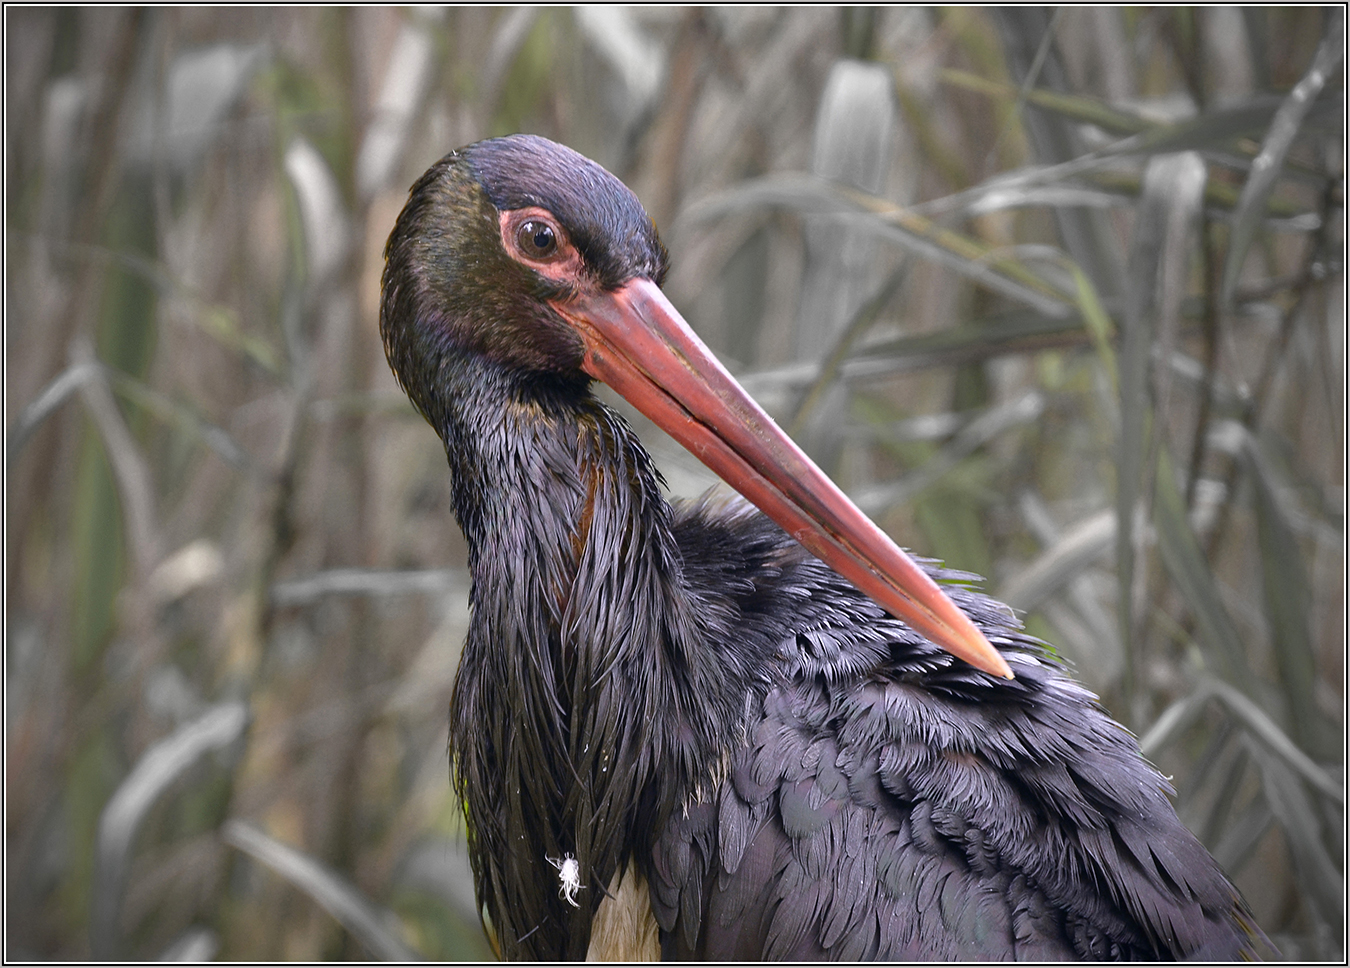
[5,6,1343,961]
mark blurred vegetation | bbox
[5,6,1343,961]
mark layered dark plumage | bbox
[380,134,1273,961]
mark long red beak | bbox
[553,278,1013,680]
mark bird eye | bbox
[517,220,558,259]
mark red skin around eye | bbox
[499,207,587,288]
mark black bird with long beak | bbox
[380,135,1272,961]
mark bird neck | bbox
[440,364,687,648]
[434,361,745,957]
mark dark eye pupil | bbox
[520,221,556,255]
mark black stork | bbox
[379,134,1273,961]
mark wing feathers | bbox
[649,502,1268,960]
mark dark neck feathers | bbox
[435,364,756,959]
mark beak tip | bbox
[934,596,1015,680]
[972,634,1015,680]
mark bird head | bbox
[381,134,1012,681]
[382,135,667,392]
